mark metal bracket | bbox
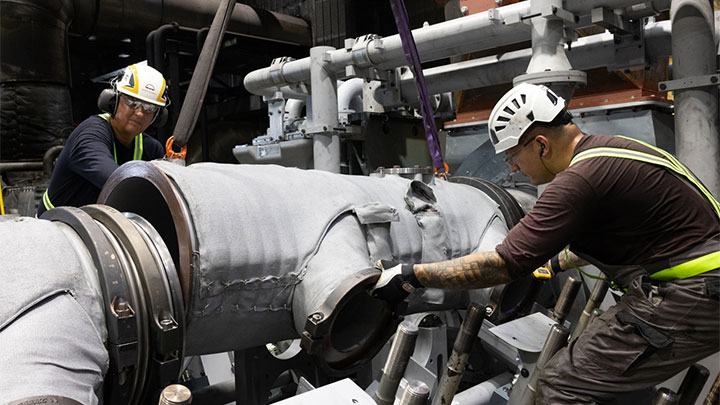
[658,74,720,92]
[591,7,639,36]
[541,5,578,25]
[269,56,296,85]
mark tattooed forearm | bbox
[557,248,590,271]
[413,251,512,289]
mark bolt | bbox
[460,5,469,15]
[311,313,323,321]
[521,368,530,378]
[485,306,494,316]
[711,76,718,84]
[659,83,666,91]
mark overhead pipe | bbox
[394,20,677,106]
[74,0,310,46]
[243,0,670,98]
[670,0,720,197]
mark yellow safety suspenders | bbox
[569,136,720,280]
[42,113,144,211]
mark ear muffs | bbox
[97,88,119,116]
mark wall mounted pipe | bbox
[394,20,676,106]
[243,0,669,98]
[98,160,510,372]
[308,46,341,173]
[72,0,310,46]
[670,0,720,197]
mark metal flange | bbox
[83,204,183,403]
[40,206,138,405]
[301,268,398,375]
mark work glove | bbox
[371,259,421,303]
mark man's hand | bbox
[371,260,420,303]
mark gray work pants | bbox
[535,270,720,404]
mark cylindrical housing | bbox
[99,161,509,370]
[373,321,419,405]
[309,46,341,172]
[519,324,570,405]
[552,277,581,325]
[399,380,430,405]
[571,278,610,341]
[653,387,679,405]
[677,363,710,405]
[431,303,485,405]
[159,384,192,404]
[671,0,720,197]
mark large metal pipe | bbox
[373,321,420,405]
[243,0,670,97]
[570,278,609,342]
[396,20,677,105]
[97,161,510,371]
[73,0,310,46]
[309,46,341,172]
[552,277,581,325]
[518,324,571,405]
[431,303,485,405]
[670,0,720,197]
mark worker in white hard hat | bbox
[373,82,720,403]
[37,64,169,217]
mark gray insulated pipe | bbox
[97,161,510,372]
[0,0,74,161]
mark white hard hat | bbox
[488,83,566,154]
[115,64,169,107]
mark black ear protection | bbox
[96,71,170,129]
[539,143,545,158]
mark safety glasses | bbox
[504,135,538,165]
[121,95,159,113]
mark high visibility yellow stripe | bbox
[135,133,143,160]
[569,142,720,220]
[650,251,720,281]
[43,189,55,211]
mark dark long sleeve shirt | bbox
[37,115,163,216]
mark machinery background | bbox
[0,0,719,404]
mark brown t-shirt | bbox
[496,134,720,280]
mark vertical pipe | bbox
[431,304,485,405]
[309,46,341,172]
[399,381,430,405]
[705,372,720,404]
[552,277,581,326]
[518,324,570,405]
[671,0,720,197]
[373,321,420,405]
[571,278,610,342]
[678,364,710,405]
[653,387,679,405]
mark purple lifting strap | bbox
[389,0,447,175]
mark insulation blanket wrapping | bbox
[153,161,507,354]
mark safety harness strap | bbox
[568,136,720,281]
